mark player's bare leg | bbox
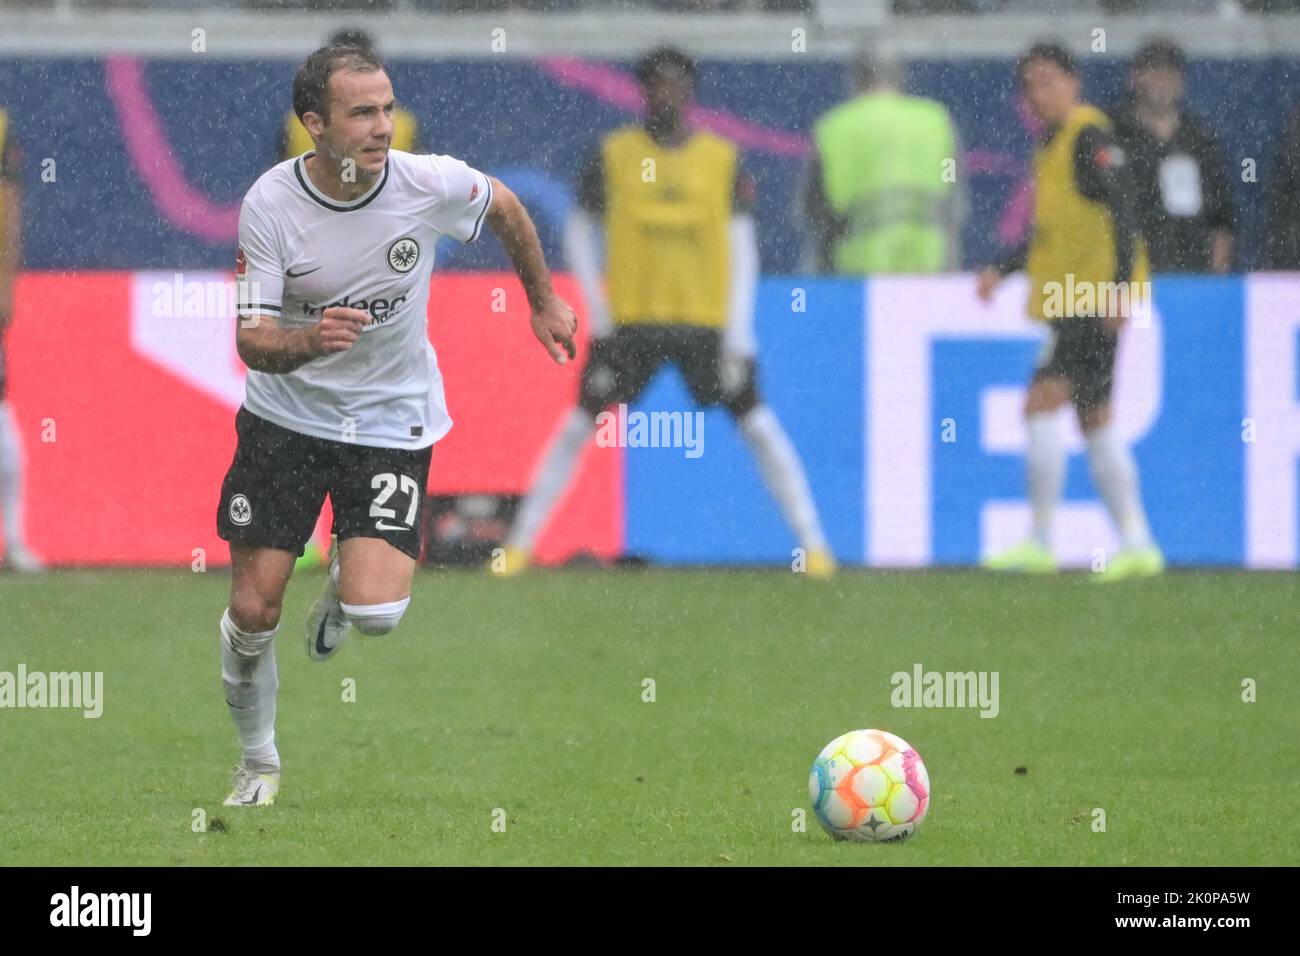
[1024,375,1071,555]
[334,536,416,631]
[0,401,41,572]
[222,544,295,806]
[733,402,836,577]
[984,375,1070,573]
[496,407,597,575]
[229,543,296,632]
[306,535,416,660]
[1078,403,1163,582]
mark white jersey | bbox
[235,148,493,449]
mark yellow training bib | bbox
[602,126,736,327]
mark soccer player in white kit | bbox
[216,44,577,806]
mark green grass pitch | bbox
[2,567,1297,866]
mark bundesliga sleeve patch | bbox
[235,247,247,277]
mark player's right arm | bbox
[0,121,22,335]
[563,146,612,339]
[237,307,371,374]
[800,152,844,275]
[234,196,369,373]
[977,239,1029,302]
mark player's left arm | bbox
[0,131,22,335]
[1074,125,1142,326]
[1198,122,1236,274]
[483,176,577,366]
[940,123,968,272]
[725,162,760,370]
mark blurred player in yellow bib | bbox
[497,47,833,577]
[0,106,41,572]
[977,42,1163,582]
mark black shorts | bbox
[1032,315,1119,411]
[216,407,432,559]
[578,324,760,418]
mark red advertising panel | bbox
[3,271,620,566]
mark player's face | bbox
[1020,60,1080,126]
[318,68,396,177]
[1132,65,1184,113]
[643,66,693,125]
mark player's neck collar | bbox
[295,151,390,212]
[642,124,691,150]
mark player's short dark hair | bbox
[327,28,376,50]
[292,44,385,124]
[1132,37,1186,74]
[1016,41,1078,87]
[635,46,697,88]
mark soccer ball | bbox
[808,729,930,843]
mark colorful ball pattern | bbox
[809,729,930,843]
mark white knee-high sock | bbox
[0,403,26,552]
[1086,423,1153,551]
[340,597,410,637]
[1026,413,1065,550]
[220,608,281,773]
[737,404,829,553]
[505,408,596,552]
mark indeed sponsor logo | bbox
[301,292,409,325]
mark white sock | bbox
[340,596,410,637]
[0,402,26,553]
[737,404,829,553]
[1026,413,1065,550]
[505,408,595,552]
[219,608,281,774]
[1086,423,1153,551]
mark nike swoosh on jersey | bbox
[374,521,410,532]
[285,266,322,278]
